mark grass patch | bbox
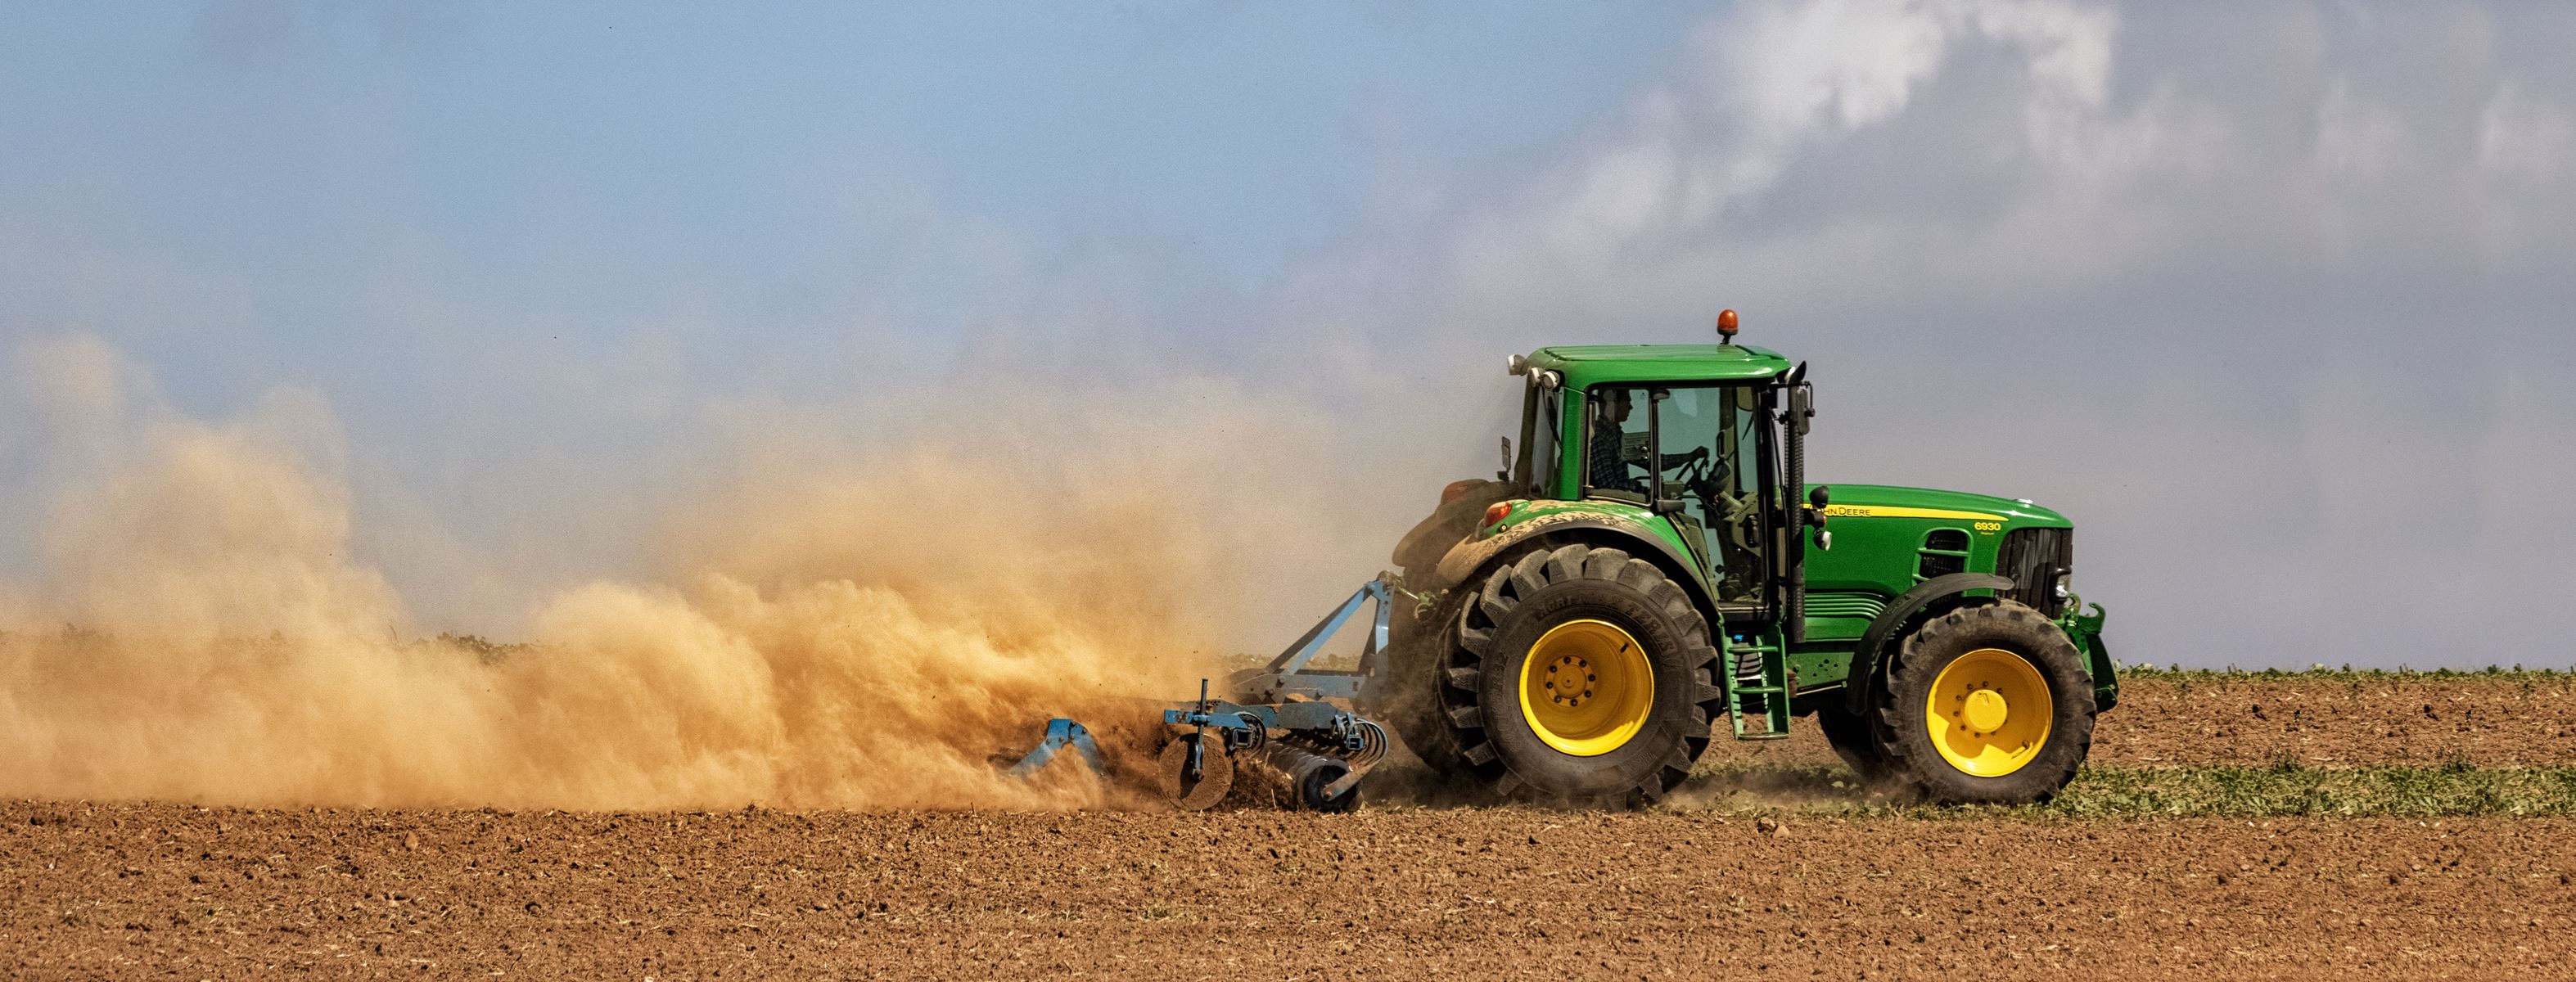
[1677,763,2576,818]
[2047,764,2576,818]
[2116,663,2576,682]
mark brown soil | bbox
[7,800,2572,980]
[1703,675,2576,768]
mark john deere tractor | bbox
[1377,313,2114,806]
[1013,312,2115,810]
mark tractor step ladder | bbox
[1722,632,1792,740]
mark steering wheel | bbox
[1664,453,1723,515]
[1690,455,1763,554]
[1669,453,1715,509]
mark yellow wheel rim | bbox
[1517,619,1654,756]
[1925,647,2053,777]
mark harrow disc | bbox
[1157,734,1234,810]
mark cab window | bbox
[1582,386,1652,501]
[1583,383,1772,603]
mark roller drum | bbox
[1260,741,1359,813]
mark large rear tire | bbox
[1870,601,2095,804]
[1425,543,1724,806]
[1379,481,1518,783]
[1382,584,1482,781]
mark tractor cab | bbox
[1503,340,1798,609]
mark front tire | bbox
[1431,543,1724,806]
[1813,705,1892,782]
[1872,601,2095,804]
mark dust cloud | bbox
[0,336,1401,809]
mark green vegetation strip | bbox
[2117,664,2576,682]
[1678,764,2576,818]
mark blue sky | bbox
[0,2,1703,618]
[2,3,1699,386]
[6,2,2576,667]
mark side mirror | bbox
[1498,436,1512,480]
[1787,381,1814,436]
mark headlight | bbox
[2052,570,2072,601]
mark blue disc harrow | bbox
[1008,577,1398,811]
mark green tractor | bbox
[1377,313,2114,806]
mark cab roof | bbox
[1525,343,1793,390]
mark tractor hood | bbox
[1812,484,2071,529]
[1803,483,2079,606]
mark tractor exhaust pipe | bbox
[1783,370,1813,645]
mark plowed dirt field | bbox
[6,803,2571,980]
[8,676,2575,980]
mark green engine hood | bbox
[1814,484,2070,528]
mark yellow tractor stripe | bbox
[1818,505,2005,521]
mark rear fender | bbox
[1428,511,1719,619]
[1392,480,1518,574]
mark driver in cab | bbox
[1586,387,1708,497]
